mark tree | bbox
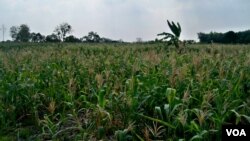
[82,31,101,43]
[10,26,19,41]
[157,20,182,49]
[45,34,60,42]
[197,32,210,43]
[9,24,30,42]
[64,35,81,43]
[30,32,45,42]
[198,30,250,44]
[18,24,30,42]
[237,30,250,44]
[224,31,237,43]
[54,23,72,42]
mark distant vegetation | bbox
[8,23,122,43]
[6,22,250,44]
[53,23,72,42]
[198,30,250,44]
[10,24,31,42]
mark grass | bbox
[0,42,250,140]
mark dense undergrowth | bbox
[0,43,250,140]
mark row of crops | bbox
[0,43,250,140]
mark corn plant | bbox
[0,43,249,140]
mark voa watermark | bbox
[222,125,250,141]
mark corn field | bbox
[0,43,250,140]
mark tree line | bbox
[9,23,121,43]
[198,30,250,44]
[7,22,250,44]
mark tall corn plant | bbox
[158,20,182,50]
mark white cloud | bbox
[0,0,249,41]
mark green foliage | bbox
[64,35,81,43]
[30,32,45,43]
[158,20,182,49]
[0,43,249,140]
[45,34,60,42]
[82,31,101,43]
[198,30,250,44]
[9,24,30,42]
[54,23,72,42]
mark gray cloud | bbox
[0,0,249,41]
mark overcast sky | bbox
[0,0,249,41]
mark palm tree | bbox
[158,20,182,49]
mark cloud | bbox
[0,0,250,41]
[178,0,250,40]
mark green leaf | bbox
[138,114,175,129]
[177,22,181,34]
[231,109,241,124]
[97,126,105,140]
[164,104,170,117]
[133,132,145,141]
[242,115,250,123]
[166,88,176,105]
[115,130,127,141]
[190,120,200,132]
[171,21,180,37]
[167,20,181,37]
[97,89,106,108]
[167,20,176,36]
[190,130,208,141]
[155,106,163,120]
